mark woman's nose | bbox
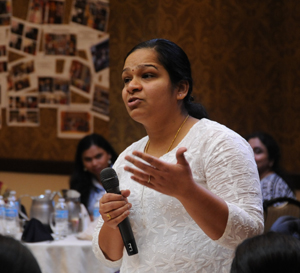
[127,78,142,94]
[92,158,98,166]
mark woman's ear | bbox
[176,80,189,100]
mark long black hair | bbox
[69,133,118,212]
[124,38,209,119]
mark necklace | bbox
[144,114,189,154]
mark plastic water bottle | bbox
[93,198,101,221]
[0,196,6,234]
[54,198,68,239]
[9,190,19,217]
[5,197,18,237]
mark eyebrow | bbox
[122,64,158,73]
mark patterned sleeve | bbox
[203,129,264,249]
[91,216,123,268]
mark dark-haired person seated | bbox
[0,234,42,273]
[246,132,295,204]
[231,232,300,273]
[70,133,118,220]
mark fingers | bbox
[99,193,132,228]
[126,151,167,172]
[176,147,188,166]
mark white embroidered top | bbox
[92,119,264,273]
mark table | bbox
[24,234,117,273]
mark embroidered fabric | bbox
[92,119,264,273]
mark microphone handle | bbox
[106,187,138,256]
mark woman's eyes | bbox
[122,73,155,83]
[253,148,263,154]
[142,73,154,79]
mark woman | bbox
[70,133,118,217]
[92,39,264,272]
[230,232,300,273]
[246,132,295,202]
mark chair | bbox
[263,197,300,233]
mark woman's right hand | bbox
[99,189,132,229]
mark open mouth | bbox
[128,97,139,102]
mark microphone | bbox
[100,167,138,256]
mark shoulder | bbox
[194,119,252,154]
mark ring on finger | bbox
[147,175,151,183]
[106,213,112,220]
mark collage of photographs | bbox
[0,0,110,138]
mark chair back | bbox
[263,197,300,233]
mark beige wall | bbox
[0,172,69,215]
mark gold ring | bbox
[106,213,111,220]
[147,175,151,183]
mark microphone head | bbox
[100,167,119,191]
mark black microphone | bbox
[100,167,138,256]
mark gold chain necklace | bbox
[144,115,189,154]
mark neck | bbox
[259,170,274,180]
[144,113,191,156]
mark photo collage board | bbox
[0,0,110,138]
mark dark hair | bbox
[0,234,42,273]
[69,133,118,211]
[245,131,281,173]
[231,232,300,273]
[124,38,209,119]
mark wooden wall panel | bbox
[1,0,299,175]
[108,0,300,173]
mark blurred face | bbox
[82,145,111,178]
[248,137,273,176]
[121,48,179,123]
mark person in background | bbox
[70,133,118,219]
[92,38,264,272]
[246,132,295,203]
[0,234,42,273]
[230,231,300,273]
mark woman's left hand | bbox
[124,147,195,198]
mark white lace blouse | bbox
[92,119,264,273]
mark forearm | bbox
[177,183,228,240]
[98,223,124,261]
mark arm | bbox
[123,133,264,244]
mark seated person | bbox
[230,231,300,273]
[70,133,118,220]
[246,132,295,203]
[0,234,42,273]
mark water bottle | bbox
[9,190,19,217]
[54,198,68,239]
[0,196,6,234]
[93,197,101,221]
[5,197,18,237]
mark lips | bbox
[127,97,142,108]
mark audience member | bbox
[92,38,264,272]
[246,132,295,203]
[70,133,118,218]
[0,234,42,273]
[230,231,300,273]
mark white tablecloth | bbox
[24,234,117,273]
